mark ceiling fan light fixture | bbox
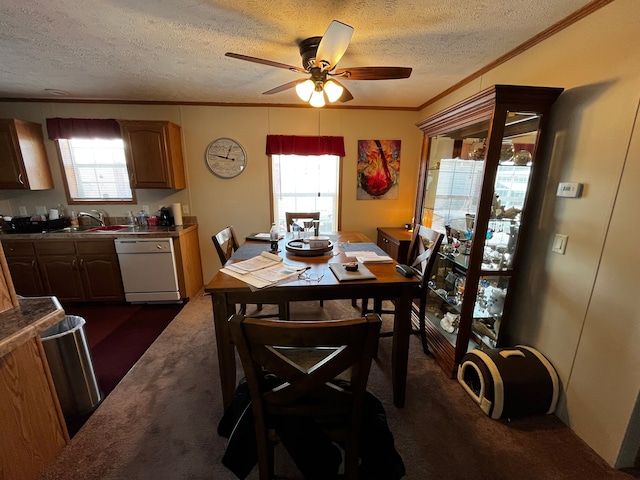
[309,89,325,108]
[323,79,343,103]
[295,79,315,101]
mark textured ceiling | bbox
[0,0,595,108]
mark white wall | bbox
[0,103,422,288]
[417,0,640,468]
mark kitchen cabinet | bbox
[0,118,54,190]
[376,227,413,263]
[413,84,563,377]
[119,120,186,189]
[2,240,45,297]
[1,335,69,480]
[173,225,204,299]
[35,240,125,303]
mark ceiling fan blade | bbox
[225,52,307,74]
[315,20,354,71]
[332,66,412,81]
[263,80,302,95]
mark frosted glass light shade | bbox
[323,80,343,103]
[309,89,326,108]
[295,79,315,101]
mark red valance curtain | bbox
[46,118,122,140]
[266,135,345,156]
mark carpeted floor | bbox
[58,301,185,436]
[62,302,185,397]
[40,293,637,480]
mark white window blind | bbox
[271,154,340,233]
[59,138,133,202]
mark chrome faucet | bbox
[78,210,106,226]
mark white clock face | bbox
[205,138,247,178]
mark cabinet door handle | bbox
[79,258,85,269]
[18,173,24,185]
[31,260,36,269]
[72,258,77,269]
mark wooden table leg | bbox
[211,293,236,410]
[392,288,412,408]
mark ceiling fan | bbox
[225,20,412,107]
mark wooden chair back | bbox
[407,224,445,287]
[228,313,382,479]
[285,212,320,232]
[212,225,240,264]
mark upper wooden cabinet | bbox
[0,118,54,190]
[119,120,186,189]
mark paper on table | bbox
[345,251,394,263]
[225,251,282,274]
[221,263,305,289]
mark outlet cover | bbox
[182,204,190,214]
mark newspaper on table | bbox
[344,251,394,264]
[221,251,305,289]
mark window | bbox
[58,138,134,203]
[270,154,341,233]
[46,117,135,204]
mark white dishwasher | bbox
[115,238,181,303]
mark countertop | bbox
[0,296,65,357]
[0,223,198,240]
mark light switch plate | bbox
[557,182,583,198]
[552,234,568,254]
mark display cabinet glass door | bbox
[415,85,563,377]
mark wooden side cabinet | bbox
[0,118,54,190]
[376,227,413,264]
[120,120,186,189]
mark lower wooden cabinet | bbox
[376,227,413,264]
[1,336,69,480]
[3,239,125,303]
[3,240,45,297]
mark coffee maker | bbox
[158,206,173,226]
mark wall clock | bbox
[205,137,247,178]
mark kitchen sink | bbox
[47,225,132,234]
[86,225,131,233]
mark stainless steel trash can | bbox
[40,315,103,419]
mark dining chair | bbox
[212,225,289,318]
[228,313,382,480]
[285,211,320,232]
[361,224,444,354]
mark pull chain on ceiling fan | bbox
[225,20,412,107]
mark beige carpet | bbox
[39,292,635,480]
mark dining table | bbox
[205,231,419,409]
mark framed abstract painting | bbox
[357,139,400,200]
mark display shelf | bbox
[413,84,563,377]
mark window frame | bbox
[54,138,137,205]
[268,154,343,232]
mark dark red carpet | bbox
[61,302,185,398]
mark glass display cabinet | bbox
[413,85,563,377]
